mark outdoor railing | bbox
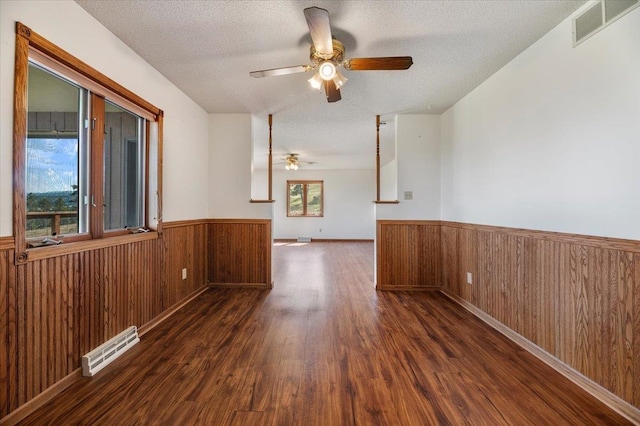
[26,211,77,236]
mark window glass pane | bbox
[288,183,304,216]
[26,63,83,237]
[104,100,144,231]
[306,183,322,216]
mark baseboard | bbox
[138,285,209,337]
[376,285,440,291]
[274,239,374,243]
[208,282,271,289]
[440,290,640,424]
[0,369,82,426]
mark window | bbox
[13,22,162,256]
[25,62,146,242]
[287,180,323,217]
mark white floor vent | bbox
[297,236,312,243]
[82,326,139,377]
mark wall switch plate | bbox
[182,268,187,280]
[403,191,413,200]
[467,272,473,284]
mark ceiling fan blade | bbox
[250,65,311,78]
[343,56,413,71]
[304,7,333,57]
[324,80,341,103]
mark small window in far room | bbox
[287,180,323,217]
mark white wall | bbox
[376,114,441,220]
[380,159,397,201]
[209,113,271,219]
[272,169,375,240]
[0,0,209,235]
[441,5,640,239]
[251,169,269,201]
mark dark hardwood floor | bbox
[19,242,630,425]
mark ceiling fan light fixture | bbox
[318,61,337,81]
[332,70,348,89]
[285,155,299,170]
[308,72,323,91]
[250,7,413,103]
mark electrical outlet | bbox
[466,272,473,285]
[403,191,413,200]
[319,228,322,232]
[182,268,187,280]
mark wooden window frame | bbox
[286,180,324,217]
[12,22,163,263]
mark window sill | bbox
[373,200,400,204]
[18,231,158,263]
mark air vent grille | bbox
[573,0,639,46]
[605,0,638,22]
[575,2,603,42]
[82,326,139,376]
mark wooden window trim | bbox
[287,180,324,217]
[12,22,164,263]
[90,93,105,238]
[16,23,161,118]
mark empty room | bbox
[1,0,639,424]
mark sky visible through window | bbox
[26,138,78,194]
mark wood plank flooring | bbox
[18,242,631,425]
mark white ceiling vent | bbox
[573,0,639,46]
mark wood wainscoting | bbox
[162,220,209,306]
[1,234,163,421]
[208,219,272,288]
[1,218,272,422]
[377,219,640,417]
[0,238,16,421]
[376,220,441,290]
[440,221,640,412]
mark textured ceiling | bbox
[75,0,586,170]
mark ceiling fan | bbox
[275,154,317,170]
[250,6,413,103]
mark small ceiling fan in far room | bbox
[250,6,413,103]
[274,154,317,170]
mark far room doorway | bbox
[249,114,396,288]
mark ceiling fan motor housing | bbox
[310,38,344,65]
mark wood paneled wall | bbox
[377,220,640,410]
[208,219,272,288]
[1,236,164,418]
[440,222,640,409]
[163,221,209,306]
[376,220,441,290]
[0,218,258,421]
[0,239,16,420]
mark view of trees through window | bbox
[25,139,80,237]
[287,181,323,217]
